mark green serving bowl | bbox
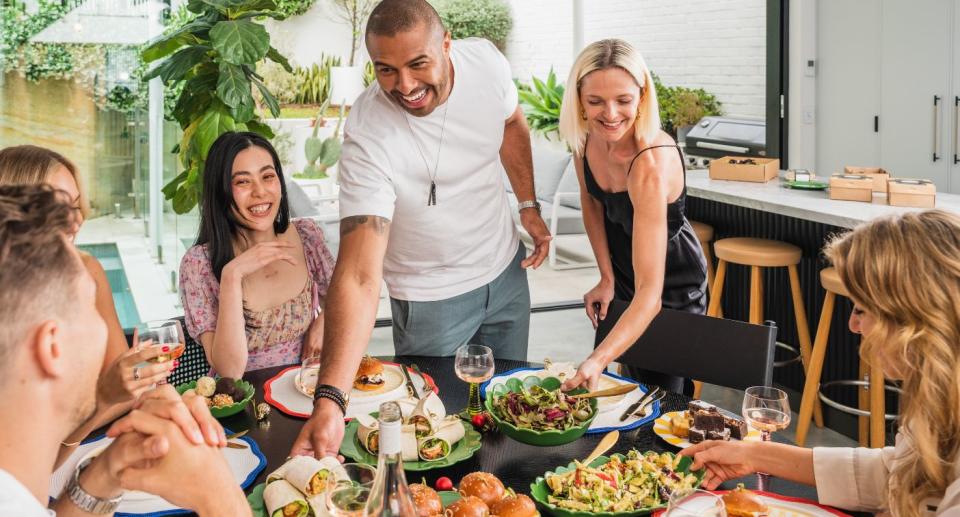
[339,417,482,471]
[176,378,255,419]
[485,376,598,447]
[529,452,705,516]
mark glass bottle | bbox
[363,401,417,516]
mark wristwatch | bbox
[65,457,122,514]
[314,383,350,416]
[517,200,541,214]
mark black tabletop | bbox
[224,356,827,504]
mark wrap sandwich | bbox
[416,415,465,461]
[263,479,310,517]
[357,414,419,461]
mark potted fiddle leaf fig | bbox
[141,0,290,214]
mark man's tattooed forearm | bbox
[340,215,391,237]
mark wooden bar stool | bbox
[795,268,893,448]
[705,237,823,427]
[690,221,716,291]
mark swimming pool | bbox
[78,243,141,331]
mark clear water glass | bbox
[138,319,185,384]
[326,463,376,517]
[665,489,727,517]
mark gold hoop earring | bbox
[580,110,587,120]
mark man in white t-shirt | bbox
[0,185,249,516]
[291,0,550,458]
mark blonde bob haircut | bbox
[559,38,661,156]
[0,145,89,218]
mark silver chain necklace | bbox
[404,97,450,206]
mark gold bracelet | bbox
[61,439,82,447]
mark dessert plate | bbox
[654,410,761,448]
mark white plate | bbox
[294,365,405,403]
[653,410,762,449]
[664,491,851,517]
[482,368,659,433]
[267,364,432,419]
[50,434,264,515]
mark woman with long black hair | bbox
[179,131,335,377]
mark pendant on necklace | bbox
[428,180,437,206]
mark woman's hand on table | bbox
[561,355,605,391]
[680,440,758,490]
[290,398,346,460]
[583,280,615,329]
[97,333,175,408]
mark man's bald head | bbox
[365,0,445,45]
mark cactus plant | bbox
[298,100,345,178]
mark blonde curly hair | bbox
[825,210,960,517]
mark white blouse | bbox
[813,432,960,515]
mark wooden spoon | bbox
[570,384,637,399]
[581,430,619,466]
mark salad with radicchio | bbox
[492,384,594,431]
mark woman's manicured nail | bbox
[162,346,169,352]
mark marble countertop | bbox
[685,170,960,229]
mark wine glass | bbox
[138,319,186,385]
[665,489,727,517]
[326,463,376,517]
[742,386,791,491]
[454,344,495,416]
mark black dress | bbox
[583,144,708,394]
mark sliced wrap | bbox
[356,414,379,455]
[264,479,310,517]
[407,392,445,437]
[417,416,464,461]
[400,423,420,462]
[282,455,346,496]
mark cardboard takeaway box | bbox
[843,166,890,193]
[887,179,936,208]
[709,156,780,183]
[829,174,874,202]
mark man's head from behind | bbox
[0,185,106,430]
[365,0,452,117]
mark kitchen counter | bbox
[686,169,957,228]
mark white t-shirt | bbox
[338,38,521,302]
[0,469,54,516]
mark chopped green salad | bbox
[492,385,593,431]
[545,450,699,512]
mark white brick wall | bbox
[505,0,767,119]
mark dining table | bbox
[214,355,845,511]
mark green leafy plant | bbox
[140,0,292,214]
[332,0,378,66]
[432,0,512,50]
[363,60,376,87]
[274,0,317,18]
[296,100,345,179]
[293,54,340,105]
[652,72,722,136]
[517,68,564,139]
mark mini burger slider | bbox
[458,472,505,508]
[354,356,386,391]
[722,484,769,517]
[410,482,443,517]
[490,494,538,517]
[444,495,489,517]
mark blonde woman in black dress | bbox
[559,39,707,393]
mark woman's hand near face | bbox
[221,241,296,283]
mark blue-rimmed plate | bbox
[482,367,661,434]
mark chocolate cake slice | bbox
[706,428,731,441]
[693,407,725,433]
[688,427,707,444]
[724,415,749,440]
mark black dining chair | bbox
[597,300,777,390]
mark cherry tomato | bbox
[435,476,453,491]
[471,414,487,428]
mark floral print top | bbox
[179,219,335,372]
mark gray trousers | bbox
[390,243,530,361]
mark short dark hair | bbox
[195,131,290,281]
[365,0,445,42]
[0,184,83,367]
